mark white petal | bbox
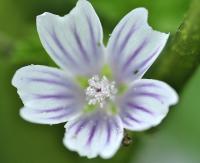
[63,111,123,159]
[37,0,104,76]
[20,107,81,125]
[119,79,178,131]
[12,65,84,124]
[107,8,169,84]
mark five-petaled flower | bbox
[12,0,178,159]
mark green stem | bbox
[147,0,200,92]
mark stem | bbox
[147,0,200,92]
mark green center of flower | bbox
[85,75,117,108]
[75,65,128,114]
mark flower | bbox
[12,0,179,159]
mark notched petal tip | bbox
[128,7,170,38]
[107,6,170,83]
[35,0,104,76]
[134,7,169,36]
[77,0,91,5]
[77,0,90,5]
[36,12,56,23]
[132,7,148,16]
[67,0,94,17]
[37,12,50,18]
[36,0,92,20]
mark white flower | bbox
[12,0,179,159]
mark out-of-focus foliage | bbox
[147,0,200,92]
[0,0,200,163]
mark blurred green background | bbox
[0,0,200,163]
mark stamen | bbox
[85,75,117,108]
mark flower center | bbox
[85,75,117,108]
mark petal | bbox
[63,111,123,159]
[12,65,84,124]
[119,79,178,131]
[37,0,104,76]
[19,106,81,125]
[107,8,169,84]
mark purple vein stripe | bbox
[133,92,164,104]
[75,119,88,135]
[35,107,67,114]
[87,120,98,145]
[117,22,138,55]
[122,118,132,126]
[106,120,111,143]
[35,94,74,100]
[122,39,148,72]
[47,109,75,120]
[50,28,77,66]
[42,35,69,68]
[134,83,159,89]
[34,68,63,79]
[86,14,98,57]
[133,46,161,74]
[125,113,141,123]
[112,118,120,131]
[112,20,128,56]
[33,69,75,88]
[127,102,153,115]
[28,78,70,88]
[72,22,90,63]
[132,82,164,91]
[35,103,75,114]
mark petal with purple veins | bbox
[20,104,80,125]
[63,111,123,159]
[37,0,105,76]
[107,8,169,84]
[119,79,178,131]
[12,65,84,124]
